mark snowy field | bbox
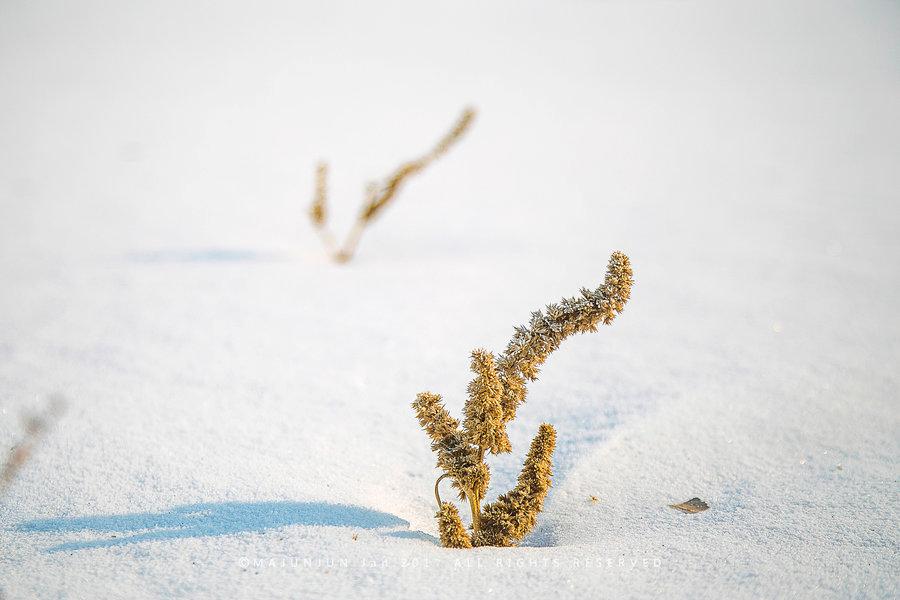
[1,1,898,598]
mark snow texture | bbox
[0,0,898,598]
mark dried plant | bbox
[1,395,66,495]
[413,251,634,547]
[309,107,476,263]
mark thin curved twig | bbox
[434,473,451,508]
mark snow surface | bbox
[1,1,898,598]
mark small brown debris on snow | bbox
[669,498,709,513]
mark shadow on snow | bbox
[127,249,266,263]
[17,501,415,552]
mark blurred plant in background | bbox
[309,107,475,263]
[1,394,66,496]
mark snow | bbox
[1,0,898,597]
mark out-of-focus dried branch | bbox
[309,162,339,256]
[1,395,66,495]
[309,107,476,263]
[309,162,329,228]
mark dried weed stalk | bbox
[414,251,634,547]
[1,395,66,495]
[309,107,475,263]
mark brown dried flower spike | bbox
[309,107,475,263]
[413,251,634,547]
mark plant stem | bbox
[434,444,487,535]
[434,473,450,507]
[336,219,366,263]
[468,492,481,534]
[467,444,486,534]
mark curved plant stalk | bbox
[309,107,476,263]
[413,251,634,547]
[434,472,450,506]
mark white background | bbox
[1,1,898,598]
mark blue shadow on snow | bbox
[17,501,409,553]
[127,249,265,263]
